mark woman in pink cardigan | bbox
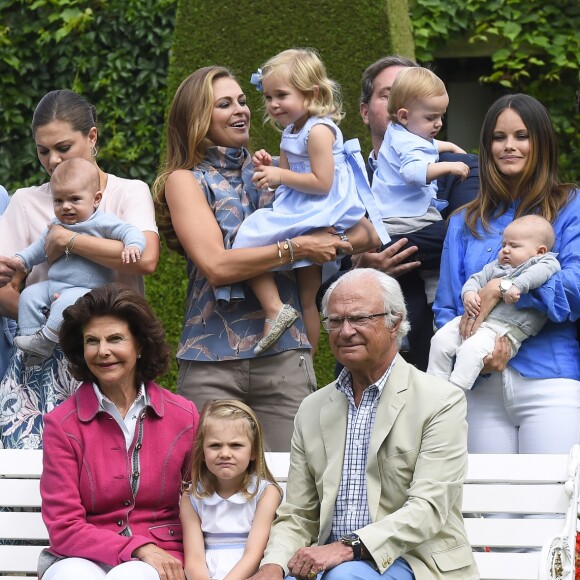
[39,284,199,580]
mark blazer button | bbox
[136,443,142,450]
[117,519,123,526]
[387,557,393,565]
[132,471,140,479]
[123,500,131,506]
[169,529,174,536]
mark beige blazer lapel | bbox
[319,385,348,541]
[366,355,409,519]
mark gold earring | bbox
[91,144,98,157]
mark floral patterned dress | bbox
[0,343,80,449]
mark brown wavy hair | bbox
[463,93,576,236]
[59,283,170,384]
[153,66,236,255]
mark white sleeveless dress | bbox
[189,476,273,579]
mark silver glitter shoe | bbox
[254,304,299,356]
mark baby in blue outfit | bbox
[13,158,145,365]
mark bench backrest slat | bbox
[0,545,45,574]
[1,449,577,580]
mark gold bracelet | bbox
[276,240,283,265]
[65,233,80,260]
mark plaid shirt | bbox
[329,359,395,542]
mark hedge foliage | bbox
[0,0,177,191]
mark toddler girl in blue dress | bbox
[233,48,387,355]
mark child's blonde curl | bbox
[261,48,344,128]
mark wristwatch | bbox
[340,533,362,560]
[499,278,513,300]
[335,232,349,256]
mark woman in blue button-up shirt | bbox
[434,93,580,455]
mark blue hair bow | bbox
[250,68,263,92]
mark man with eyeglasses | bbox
[251,269,476,580]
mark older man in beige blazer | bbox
[250,268,478,580]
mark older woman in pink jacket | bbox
[39,284,199,580]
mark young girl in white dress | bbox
[233,48,388,356]
[180,400,282,580]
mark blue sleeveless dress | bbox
[233,117,379,272]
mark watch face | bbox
[342,533,359,544]
[500,279,512,291]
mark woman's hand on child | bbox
[121,245,142,264]
[45,223,73,263]
[481,335,511,373]
[0,256,26,287]
[460,280,501,339]
[295,229,351,264]
[252,149,273,168]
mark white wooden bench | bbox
[1,448,579,579]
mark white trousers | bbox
[467,367,580,454]
[42,558,161,580]
[428,316,527,390]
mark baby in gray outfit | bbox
[14,158,145,365]
[428,215,560,390]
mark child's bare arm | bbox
[180,492,212,580]
[437,140,466,154]
[222,484,282,580]
[426,161,470,183]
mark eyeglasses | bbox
[321,312,390,332]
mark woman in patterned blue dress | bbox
[153,65,379,451]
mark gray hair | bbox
[321,268,411,346]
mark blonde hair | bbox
[261,48,344,127]
[187,400,281,500]
[153,66,235,255]
[387,67,447,124]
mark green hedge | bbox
[0,0,177,190]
